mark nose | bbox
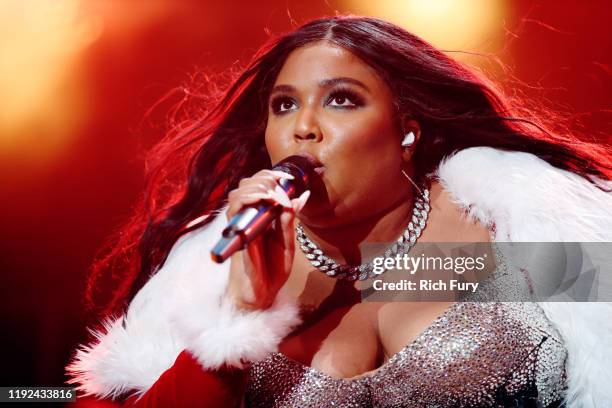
[293,107,322,143]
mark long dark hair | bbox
[87,15,612,318]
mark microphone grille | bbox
[272,154,318,195]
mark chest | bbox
[277,293,454,379]
[278,196,493,378]
[248,303,568,407]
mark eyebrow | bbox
[270,77,371,96]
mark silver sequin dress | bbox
[245,246,568,407]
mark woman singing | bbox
[67,16,612,407]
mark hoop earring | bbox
[402,169,424,196]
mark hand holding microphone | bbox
[216,155,317,311]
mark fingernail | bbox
[295,190,310,212]
[270,170,294,180]
[272,185,292,208]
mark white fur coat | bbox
[66,147,612,406]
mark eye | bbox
[327,89,363,108]
[270,96,297,114]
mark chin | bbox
[298,199,364,229]
[297,200,343,228]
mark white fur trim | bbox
[437,147,612,407]
[66,212,301,399]
[172,290,301,370]
[67,147,612,405]
[436,147,612,242]
[65,312,181,400]
[539,302,612,407]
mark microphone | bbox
[210,154,318,263]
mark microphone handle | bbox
[210,177,297,263]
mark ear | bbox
[401,119,421,162]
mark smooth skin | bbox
[226,42,492,379]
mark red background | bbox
[0,0,609,389]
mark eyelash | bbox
[269,88,365,115]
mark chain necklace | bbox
[295,186,430,281]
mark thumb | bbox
[278,189,310,251]
[276,208,296,253]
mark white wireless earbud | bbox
[401,131,415,147]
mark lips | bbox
[295,151,325,174]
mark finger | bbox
[244,235,270,300]
[228,185,268,203]
[227,185,295,219]
[267,170,294,180]
[238,175,278,191]
[240,192,272,203]
[226,192,271,219]
[290,190,311,213]
[270,185,292,208]
[257,169,294,180]
[277,209,296,252]
[232,185,270,197]
[261,208,295,279]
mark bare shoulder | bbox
[421,180,491,242]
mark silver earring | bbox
[401,131,415,147]
[402,169,424,196]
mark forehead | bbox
[274,42,389,94]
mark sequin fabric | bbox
[245,247,568,407]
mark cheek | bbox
[264,124,290,164]
[320,111,404,212]
[326,111,401,172]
